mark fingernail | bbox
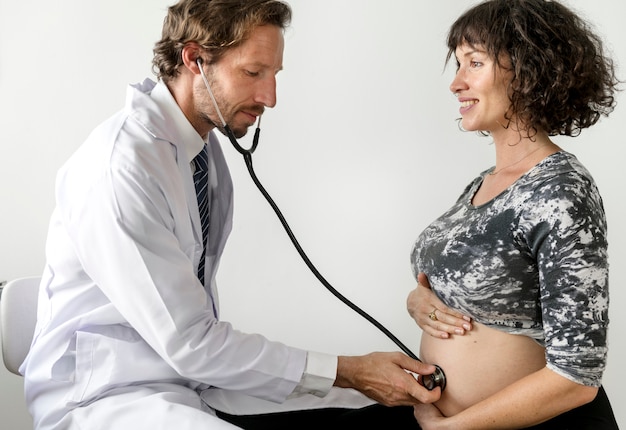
[440,333,449,339]
[455,328,465,335]
[463,323,471,331]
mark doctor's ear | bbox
[181,43,208,74]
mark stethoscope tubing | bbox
[224,124,445,391]
[239,134,416,358]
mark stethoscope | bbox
[197,59,446,392]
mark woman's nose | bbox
[449,69,468,95]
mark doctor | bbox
[22,0,440,428]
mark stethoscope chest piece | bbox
[422,365,446,391]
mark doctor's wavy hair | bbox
[153,0,291,83]
[447,0,620,137]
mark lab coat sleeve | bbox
[58,124,307,403]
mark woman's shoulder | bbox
[518,150,599,197]
[516,151,606,228]
[529,150,594,181]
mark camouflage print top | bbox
[411,151,609,387]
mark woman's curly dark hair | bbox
[447,0,620,137]
[153,0,291,83]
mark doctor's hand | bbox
[335,352,441,406]
[407,272,472,339]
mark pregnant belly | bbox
[420,322,546,417]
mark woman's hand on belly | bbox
[408,273,472,338]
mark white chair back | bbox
[0,276,40,375]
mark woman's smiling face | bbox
[450,43,514,135]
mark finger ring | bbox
[428,309,438,321]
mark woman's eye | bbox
[470,61,482,68]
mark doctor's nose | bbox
[254,77,277,108]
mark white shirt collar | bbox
[150,80,206,163]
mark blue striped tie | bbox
[193,144,209,285]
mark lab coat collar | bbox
[126,78,206,163]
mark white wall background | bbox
[1,1,624,428]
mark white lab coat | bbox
[21,79,314,429]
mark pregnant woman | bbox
[407,1,620,428]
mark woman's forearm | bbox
[417,367,598,430]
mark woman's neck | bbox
[490,130,558,177]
